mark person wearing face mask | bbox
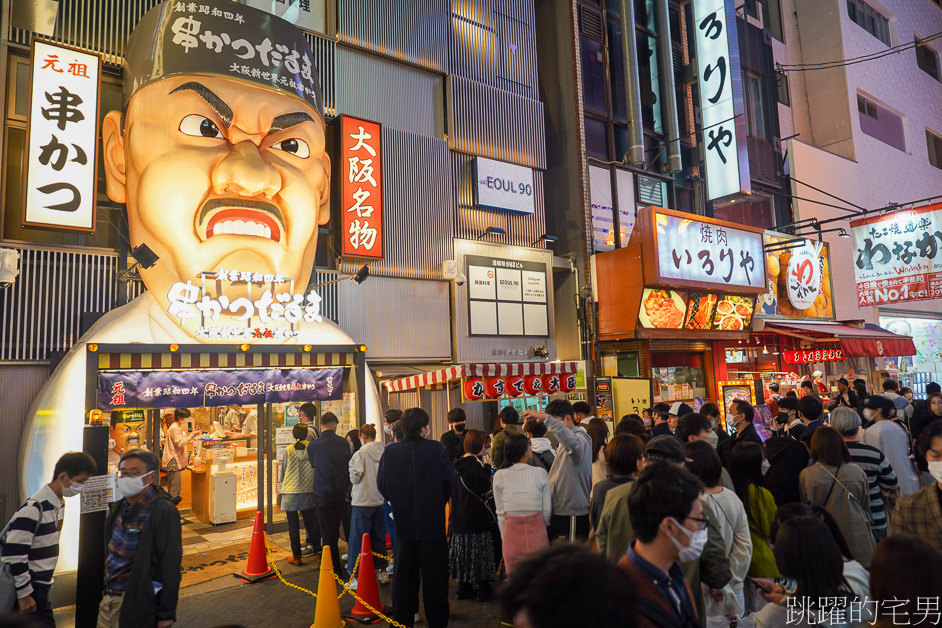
[773,396,803,440]
[440,407,468,463]
[861,396,920,496]
[99,450,181,628]
[377,408,454,628]
[297,402,320,443]
[717,400,762,468]
[382,408,403,445]
[618,461,707,628]
[699,404,729,454]
[306,411,352,581]
[910,387,942,484]
[763,398,813,507]
[889,418,942,549]
[1,452,96,624]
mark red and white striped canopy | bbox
[383,362,580,393]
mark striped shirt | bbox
[846,441,899,531]
[0,485,64,598]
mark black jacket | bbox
[377,438,454,541]
[450,456,494,535]
[307,429,352,497]
[440,429,466,463]
[763,435,810,506]
[652,422,672,437]
[104,487,182,627]
[718,423,763,466]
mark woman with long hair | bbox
[687,441,752,626]
[345,429,362,454]
[280,423,320,565]
[752,517,860,627]
[585,418,610,493]
[727,441,778,579]
[589,435,643,531]
[492,432,551,575]
[798,427,874,567]
[449,429,497,601]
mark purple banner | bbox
[97,368,344,411]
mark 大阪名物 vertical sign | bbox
[24,41,101,232]
[691,0,750,201]
[340,115,383,259]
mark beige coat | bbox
[799,462,875,567]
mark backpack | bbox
[531,449,554,472]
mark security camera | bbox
[0,249,19,288]
[442,260,467,286]
[455,271,467,287]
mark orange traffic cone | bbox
[234,512,276,583]
[344,534,384,623]
[312,545,345,628]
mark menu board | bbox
[467,255,549,337]
[684,293,718,330]
[638,289,688,329]
[712,296,754,331]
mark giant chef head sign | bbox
[103,0,332,341]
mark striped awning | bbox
[383,362,580,393]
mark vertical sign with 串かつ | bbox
[24,41,101,231]
[691,0,750,202]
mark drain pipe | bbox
[654,0,683,173]
[618,0,646,167]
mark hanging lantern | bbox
[505,375,525,397]
[485,377,506,398]
[560,372,576,393]
[542,373,561,394]
[464,377,485,401]
[523,375,544,395]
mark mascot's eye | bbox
[271,138,310,158]
[179,114,224,139]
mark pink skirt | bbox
[502,512,549,575]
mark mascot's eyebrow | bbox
[169,82,233,128]
[269,112,315,133]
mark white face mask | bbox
[668,517,708,563]
[115,471,154,499]
[61,478,85,498]
[862,408,878,421]
[704,431,719,448]
[383,424,393,435]
[761,458,771,475]
[928,460,942,484]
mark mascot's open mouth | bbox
[198,198,284,243]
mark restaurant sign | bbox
[756,235,833,320]
[782,349,845,364]
[850,202,942,306]
[98,367,343,410]
[474,157,535,215]
[340,115,384,259]
[24,41,101,232]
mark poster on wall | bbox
[612,377,654,419]
[757,235,834,319]
[684,293,718,330]
[467,255,549,337]
[850,202,942,306]
[880,316,942,362]
[712,296,754,331]
[24,41,102,232]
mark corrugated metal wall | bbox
[337,0,449,73]
[0,246,118,361]
[0,366,50,523]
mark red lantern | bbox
[523,375,543,395]
[505,375,525,397]
[464,377,485,400]
[560,373,576,393]
[485,377,506,398]
[542,373,561,394]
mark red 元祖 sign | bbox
[340,115,383,259]
[782,349,846,364]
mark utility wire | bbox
[778,31,942,72]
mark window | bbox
[846,0,891,46]
[928,130,942,170]
[916,37,941,81]
[763,0,785,42]
[857,94,877,119]
[777,73,790,106]
[743,0,759,19]
[857,93,906,152]
[581,35,608,114]
[745,73,769,141]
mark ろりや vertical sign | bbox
[24,41,101,231]
[340,115,383,259]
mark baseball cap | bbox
[644,435,686,464]
[669,402,693,417]
[836,377,848,385]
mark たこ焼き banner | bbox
[97,368,343,410]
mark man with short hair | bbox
[1,452,96,625]
[572,401,594,425]
[523,400,593,542]
[440,407,467,463]
[619,462,705,627]
[800,379,820,402]
[383,409,403,445]
[765,382,782,416]
[674,413,712,444]
[378,408,454,628]
[222,404,242,432]
[298,402,320,442]
[889,419,942,549]
[306,411,352,579]
[797,395,825,445]
[882,379,914,421]
[829,378,859,411]
[718,400,762,466]
[490,406,523,469]
[862,395,919,496]
[99,450,181,628]
[651,402,672,437]
[773,395,803,440]
[667,403,693,434]
[830,407,899,540]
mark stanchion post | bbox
[76,424,109,626]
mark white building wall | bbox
[774,0,942,324]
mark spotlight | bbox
[528,234,559,246]
[476,226,506,240]
[130,243,159,269]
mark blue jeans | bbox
[383,499,396,551]
[348,505,389,575]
